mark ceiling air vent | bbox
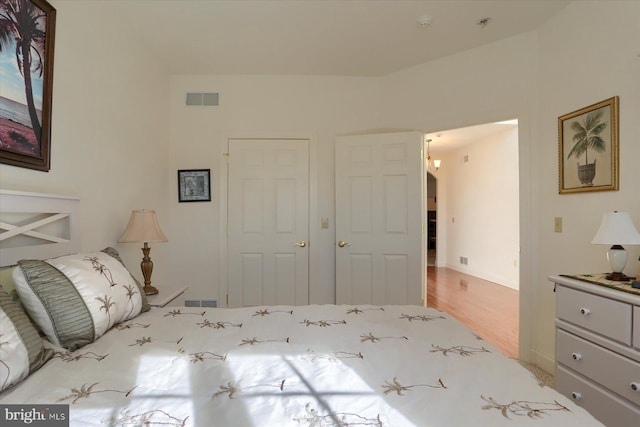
[186,92,219,106]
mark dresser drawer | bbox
[634,306,640,351]
[557,285,632,344]
[557,329,640,406]
[557,366,640,427]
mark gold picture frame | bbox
[558,96,619,194]
[0,0,56,172]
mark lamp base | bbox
[143,284,159,295]
[605,271,634,282]
[140,242,159,295]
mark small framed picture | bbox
[558,96,619,194]
[178,169,211,202]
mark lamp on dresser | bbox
[591,211,640,281]
[118,209,168,295]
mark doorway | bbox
[426,172,437,266]
[425,119,520,356]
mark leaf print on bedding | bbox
[239,337,290,346]
[107,409,188,427]
[164,309,206,317]
[197,319,243,329]
[481,396,571,420]
[57,382,137,404]
[128,336,183,347]
[399,313,445,322]
[300,319,347,327]
[85,257,117,287]
[123,284,138,319]
[381,377,447,396]
[53,350,107,362]
[186,351,227,363]
[212,379,286,399]
[360,332,408,343]
[346,307,385,315]
[430,345,490,356]
[96,295,115,326]
[252,308,293,316]
[293,403,384,427]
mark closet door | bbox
[227,138,309,307]
[335,132,425,305]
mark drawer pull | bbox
[571,392,582,400]
[579,307,590,315]
[632,382,640,392]
[571,352,582,361]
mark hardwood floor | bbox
[426,266,519,359]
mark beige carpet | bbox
[519,361,555,388]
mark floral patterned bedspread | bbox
[0,305,603,426]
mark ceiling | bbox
[426,120,518,153]
[111,0,569,77]
[108,0,563,150]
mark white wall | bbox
[440,127,520,289]
[166,75,384,304]
[0,0,171,283]
[534,0,640,371]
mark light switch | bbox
[554,217,563,233]
[321,218,329,229]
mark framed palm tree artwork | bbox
[558,96,619,194]
[0,0,56,171]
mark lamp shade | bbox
[118,210,168,243]
[591,211,640,245]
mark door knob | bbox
[337,240,350,248]
[295,241,307,247]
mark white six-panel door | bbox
[227,139,309,307]
[335,132,424,305]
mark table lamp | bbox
[591,211,640,281]
[118,209,168,295]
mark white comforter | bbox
[0,305,602,426]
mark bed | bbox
[0,190,603,426]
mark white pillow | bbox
[13,251,144,350]
[0,288,52,391]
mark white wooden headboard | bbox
[0,190,80,267]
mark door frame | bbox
[219,131,318,308]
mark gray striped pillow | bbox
[14,251,145,350]
[15,260,96,350]
[0,287,53,391]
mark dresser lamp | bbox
[118,209,168,295]
[591,211,640,281]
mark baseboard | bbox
[532,349,555,376]
[443,264,518,291]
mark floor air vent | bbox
[185,299,218,308]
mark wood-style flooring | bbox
[426,266,519,359]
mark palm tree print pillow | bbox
[12,252,144,350]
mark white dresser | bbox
[550,275,640,427]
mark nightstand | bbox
[550,275,640,427]
[146,286,188,307]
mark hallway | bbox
[426,266,519,359]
